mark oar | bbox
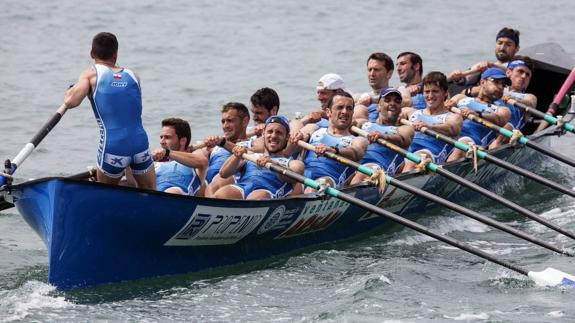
[297,140,574,256]
[450,107,575,168]
[0,166,96,212]
[1,104,67,188]
[240,152,575,287]
[352,126,575,241]
[504,97,574,133]
[400,119,575,198]
[447,63,508,83]
[541,66,575,126]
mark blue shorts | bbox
[97,129,153,178]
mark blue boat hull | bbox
[7,131,558,289]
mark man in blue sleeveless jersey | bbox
[400,72,463,172]
[447,68,511,161]
[151,118,207,196]
[448,27,521,85]
[350,88,414,184]
[489,56,537,148]
[290,90,368,191]
[201,102,252,197]
[213,116,304,200]
[396,52,425,109]
[63,32,156,189]
[353,52,395,122]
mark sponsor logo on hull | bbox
[164,205,268,246]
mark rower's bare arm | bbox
[353,104,369,122]
[170,150,208,169]
[340,137,368,161]
[483,106,511,127]
[399,107,415,121]
[218,146,245,179]
[397,125,415,148]
[429,113,462,138]
[64,69,94,109]
[278,160,305,184]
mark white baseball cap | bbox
[316,73,351,94]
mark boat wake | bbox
[0,281,73,323]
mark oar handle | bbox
[506,98,574,133]
[1,104,68,187]
[400,119,472,153]
[447,63,508,83]
[190,129,257,152]
[449,107,527,144]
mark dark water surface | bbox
[1,0,575,322]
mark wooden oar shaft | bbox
[450,107,575,168]
[246,152,530,277]
[190,130,258,152]
[352,125,575,241]
[298,139,574,256]
[400,119,575,198]
[506,98,574,133]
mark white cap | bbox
[316,73,351,94]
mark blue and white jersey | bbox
[411,93,427,110]
[367,103,379,122]
[408,110,453,164]
[232,154,294,199]
[303,128,356,187]
[89,64,153,177]
[155,160,202,196]
[206,138,253,183]
[360,122,404,176]
[315,118,329,128]
[501,89,527,129]
[457,97,502,147]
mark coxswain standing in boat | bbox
[151,118,207,196]
[447,68,512,161]
[353,52,395,122]
[213,116,304,200]
[63,32,156,189]
[400,72,463,172]
[396,52,425,109]
[202,102,253,197]
[350,88,414,184]
[448,27,520,86]
[290,90,368,192]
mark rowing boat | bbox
[1,43,574,289]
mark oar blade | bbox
[528,267,575,287]
[0,195,14,211]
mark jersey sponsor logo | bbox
[164,205,268,246]
[113,73,122,79]
[111,81,128,88]
[275,198,350,239]
[257,205,300,235]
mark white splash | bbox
[444,312,490,320]
[0,281,73,322]
[547,311,565,318]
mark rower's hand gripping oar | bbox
[504,97,574,134]
[449,107,575,168]
[0,104,68,188]
[537,66,575,131]
[400,119,575,198]
[352,125,575,241]
[297,140,575,256]
[241,151,575,287]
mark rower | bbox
[489,56,537,149]
[249,87,280,137]
[447,68,512,162]
[151,118,207,196]
[202,102,253,197]
[396,52,425,109]
[290,89,368,192]
[213,116,304,200]
[448,27,520,85]
[353,52,395,122]
[350,88,414,185]
[297,73,351,129]
[400,71,463,172]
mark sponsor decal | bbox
[276,198,350,239]
[164,205,268,246]
[358,187,399,221]
[113,73,122,79]
[257,205,300,235]
[111,81,128,88]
